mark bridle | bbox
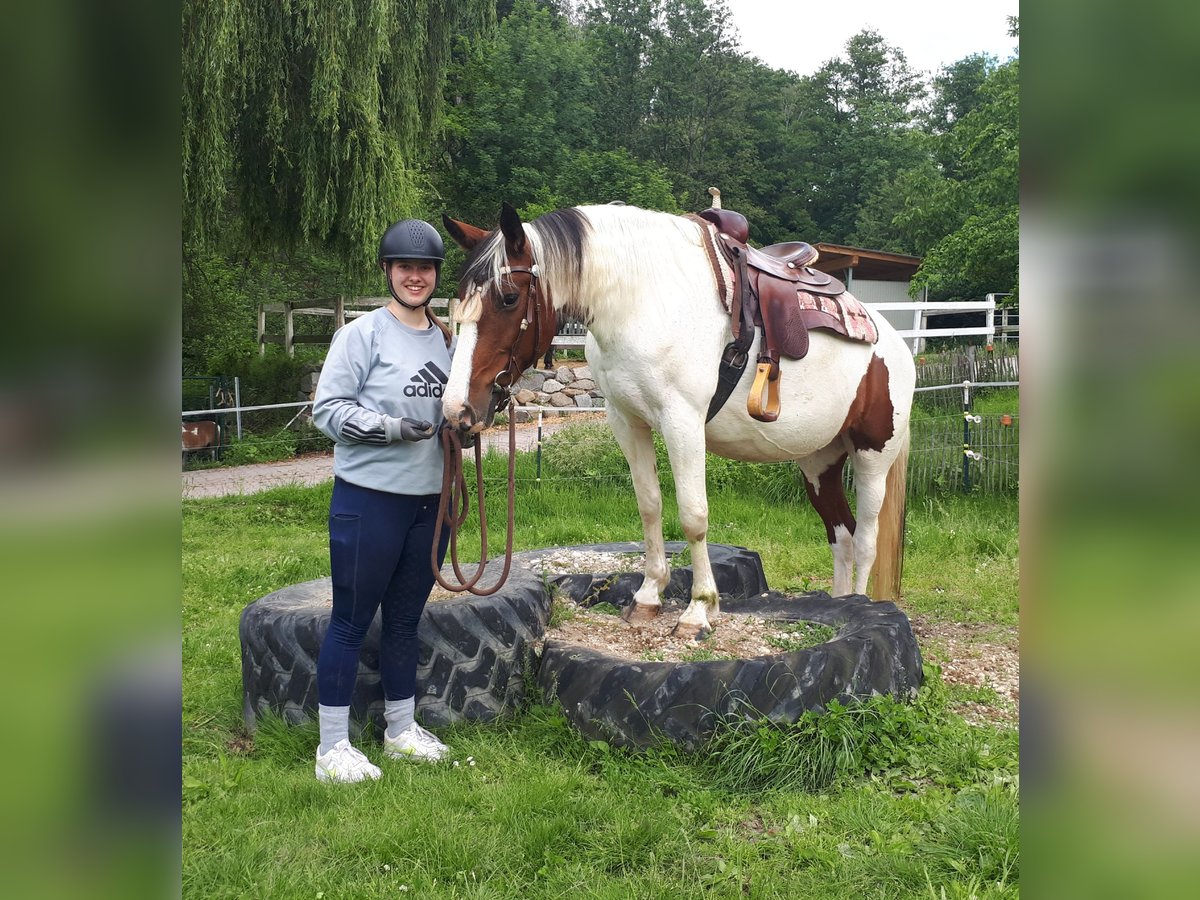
[488,261,556,406]
[430,250,555,596]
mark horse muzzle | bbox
[443,391,501,434]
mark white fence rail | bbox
[258,297,1016,355]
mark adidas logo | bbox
[404,361,448,397]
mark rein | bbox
[430,247,555,596]
[430,401,518,596]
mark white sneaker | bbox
[315,739,382,784]
[383,722,449,762]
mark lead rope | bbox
[430,399,518,596]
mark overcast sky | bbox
[728,0,1019,77]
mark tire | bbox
[538,590,924,750]
[510,541,769,608]
[238,566,551,734]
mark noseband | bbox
[489,261,556,405]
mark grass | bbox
[183,422,1019,898]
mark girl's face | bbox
[388,260,437,304]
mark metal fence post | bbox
[961,379,983,492]
[962,380,971,492]
[234,376,243,441]
[536,410,543,488]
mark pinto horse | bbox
[182,419,221,462]
[441,203,915,640]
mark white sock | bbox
[318,704,351,757]
[384,696,415,740]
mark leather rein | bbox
[431,258,555,596]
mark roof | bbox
[811,243,922,282]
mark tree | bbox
[910,55,1019,300]
[798,30,928,244]
[438,0,598,222]
[182,0,494,274]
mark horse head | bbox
[441,203,556,434]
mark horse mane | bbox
[456,204,704,327]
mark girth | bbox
[690,212,878,423]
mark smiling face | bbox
[387,259,438,305]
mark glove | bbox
[385,416,435,442]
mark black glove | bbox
[385,416,436,442]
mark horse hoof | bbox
[671,621,710,642]
[622,603,660,624]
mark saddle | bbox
[693,207,878,423]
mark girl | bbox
[310,219,455,783]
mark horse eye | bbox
[501,292,520,308]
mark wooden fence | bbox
[257,297,455,355]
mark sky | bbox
[728,0,1019,78]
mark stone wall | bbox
[512,365,604,416]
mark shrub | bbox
[220,429,298,466]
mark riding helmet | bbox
[378,219,445,267]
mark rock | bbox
[575,395,594,408]
[575,366,592,381]
[555,366,575,384]
[515,389,538,405]
[563,387,587,397]
[571,378,596,392]
[300,373,318,393]
[542,379,565,393]
[519,372,546,392]
[536,392,553,404]
[513,409,531,423]
[549,393,574,408]
[588,390,604,398]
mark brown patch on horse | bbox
[804,453,855,542]
[840,354,895,453]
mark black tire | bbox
[538,590,924,750]
[511,541,769,608]
[238,566,551,734]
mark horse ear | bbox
[442,214,488,251]
[499,202,526,255]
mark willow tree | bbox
[182,0,494,273]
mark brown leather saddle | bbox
[693,207,878,423]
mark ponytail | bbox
[426,305,454,349]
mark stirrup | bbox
[747,361,780,422]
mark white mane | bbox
[456,205,713,334]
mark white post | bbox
[284,302,295,357]
[257,306,266,356]
[234,376,243,440]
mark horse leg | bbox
[799,451,856,597]
[661,429,718,641]
[607,411,670,624]
[847,449,894,596]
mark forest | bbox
[182,0,1018,377]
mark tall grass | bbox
[183,423,1019,898]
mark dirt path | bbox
[182,416,589,499]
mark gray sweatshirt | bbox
[313,306,455,494]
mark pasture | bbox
[183,425,1018,898]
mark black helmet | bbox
[378,219,445,266]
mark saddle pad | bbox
[774,290,879,359]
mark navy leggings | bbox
[317,477,449,706]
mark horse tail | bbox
[868,426,910,601]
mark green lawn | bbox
[183,425,1019,898]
